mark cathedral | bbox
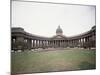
[11,25,96,51]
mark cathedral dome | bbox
[56,25,63,35]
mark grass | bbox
[11,48,96,74]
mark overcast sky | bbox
[12,0,96,37]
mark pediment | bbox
[55,35,63,38]
[51,35,67,40]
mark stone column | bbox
[38,40,39,48]
[49,41,50,48]
[68,40,70,47]
[39,40,40,48]
[56,40,57,48]
[82,38,84,48]
[43,40,44,48]
[48,40,50,48]
[76,39,78,47]
[16,36,24,50]
[81,38,83,48]
[52,40,54,47]
[39,40,41,48]
[59,40,61,47]
[67,40,69,47]
[65,40,67,47]
[63,40,65,47]
[74,39,76,47]
[37,40,38,48]
[41,40,43,48]
[34,40,35,48]
[70,40,72,47]
[79,38,82,48]
[47,40,48,48]
[62,40,63,47]
[78,39,80,48]
[47,40,49,48]
[86,37,89,48]
[74,40,76,47]
[45,40,47,48]
[85,37,87,48]
[44,40,45,48]
[50,40,52,48]
[69,40,71,47]
[35,40,37,49]
[65,40,66,47]
[27,39,32,50]
[11,38,16,50]
[32,40,34,49]
[44,40,46,48]
[66,40,67,47]
[61,40,62,47]
[82,38,85,48]
[37,40,39,48]
[55,40,56,48]
[53,40,55,48]
[49,40,51,48]
[89,36,92,49]
[70,40,71,47]
[43,40,45,48]
[79,39,81,48]
[92,31,96,48]
[57,40,58,48]
[58,40,59,47]
[71,40,73,47]
[75,39,77,47]
[73,40,75,47]
[57,40,59,47]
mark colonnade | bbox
[11,26,96,51]
[11,32,95,51]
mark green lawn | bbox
[11,48,96,74]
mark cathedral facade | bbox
[11,25,96,51]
